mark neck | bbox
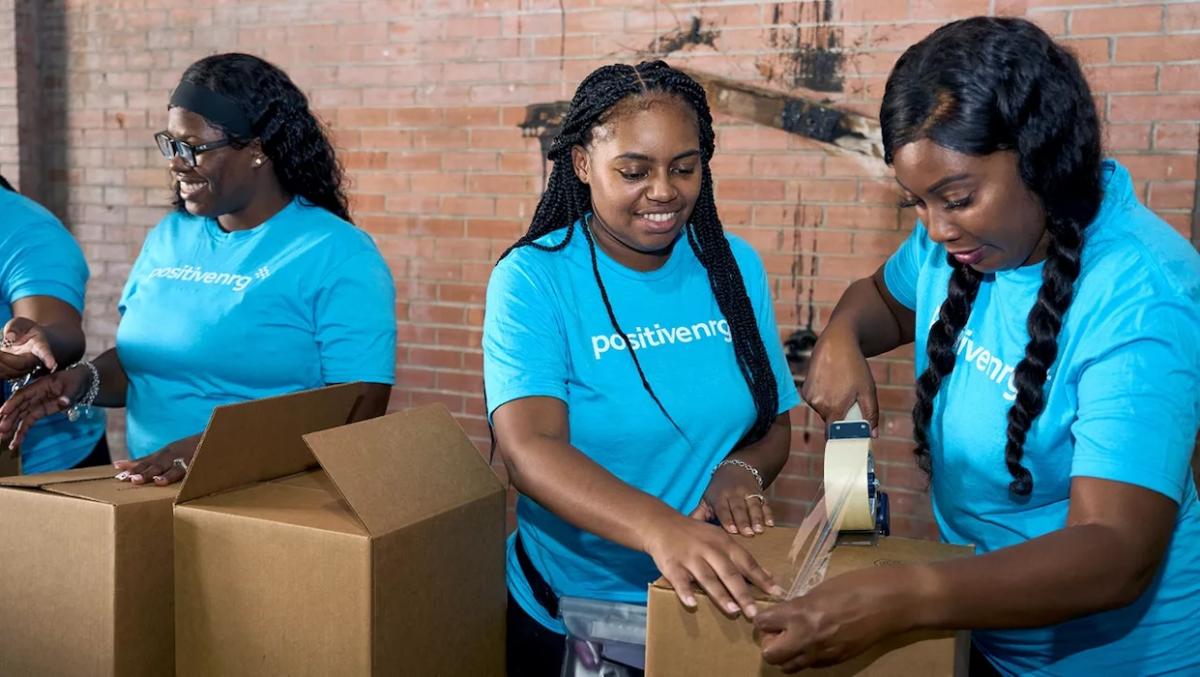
[217,183,292,232]
[587,213,678,272]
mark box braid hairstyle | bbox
[171,53,351,223]
[880,17,1103,497]
[497,60,779,447]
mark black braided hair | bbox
[172,53,351,223]
[499,61,780,447]
[881,17,1103,496]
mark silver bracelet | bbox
[66,360,99,422]
[713,458,764,492]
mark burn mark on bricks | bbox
[518,101,572,189]
[762,0,844,93]
[648,16,718,55]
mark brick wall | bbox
[0,1,16,186]
[7,0,1198,537]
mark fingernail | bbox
[766,519,775,526]
[152,476,163,482]
[742,528,754,536]
[684,596,696,607]
[771,585,786,597]
[725,602,740,614]
[754,524,764,533]
[115,471,129,480]
[746,604,758,618]
[129,474,142,483]
[727,525,737,534]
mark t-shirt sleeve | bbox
[1070,296,1200,503]
[0,217,89,313]
[313,250,397,385]
[882,221,931,311]
[730,236,802,416]
[482,255,569,417]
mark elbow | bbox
[1099,556,1162,611]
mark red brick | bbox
[1111,95,1200,122]
[1153,123,1199,152]
[1147,180,1195,211]
[1161,65,1200,94]
[1117,35,1200,63]
[1084,65,1157,94]
[1166,3,1200,31]
[1071,6,1163,36]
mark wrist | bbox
[636,506,686,554]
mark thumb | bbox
[753,603,789,633]
[856,387,879,437]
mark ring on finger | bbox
[173,457,188,474]
[745,493,766,503]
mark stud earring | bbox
[253,157,264,167]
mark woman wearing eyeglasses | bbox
[0,53,396,484]
[0,174,107,474]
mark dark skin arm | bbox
[0,296,88,377]
[493,396,785,619]
[801,267,914,435]
[0,348,127,449]
[762,266,1177,672]
[756,478,1177,672]
[693,412,792,536]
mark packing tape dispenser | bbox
[785,402,890,598]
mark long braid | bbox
[911,263,983,476]
[497,60,780,447]
[882,17,1103,496]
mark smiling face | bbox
[166,106,261,219]
[892,139,1048,273]
[571,94,703,271]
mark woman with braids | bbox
[484,60,800,675]
[754,17,1200,676]
[0,54,396,484]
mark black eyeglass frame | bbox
[154,131,233,167]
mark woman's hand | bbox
[755,567,916,673]
[0,366,89,449]
[114,433,201,486]
[0,317,57,379]
[801,324,879,434]
[643,513,786,619]
[691,462,774,537]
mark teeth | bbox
[179,181,204,193]
[641,212,676,223]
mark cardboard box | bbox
[646,528,972,676]
[173,384,507,676]
[0,465,178,676]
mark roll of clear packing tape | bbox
[823,436,875,532]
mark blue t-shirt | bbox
[0,189,104,473]
[116,198,396,458]
[483,222,801,633]
[884,160,1200,676]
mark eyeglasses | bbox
[154,131,232,167]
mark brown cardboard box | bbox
[0,465,178,676]
[646,528,972,676]
[173,384,507,676]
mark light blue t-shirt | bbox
[884,160,1200,676]
[0,189,104,473]
[484,222,801,633]
[117,198,396,458]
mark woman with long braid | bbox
[755,17,1200,676]
[484,61,800,674]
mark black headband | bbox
[169,81,253,138]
